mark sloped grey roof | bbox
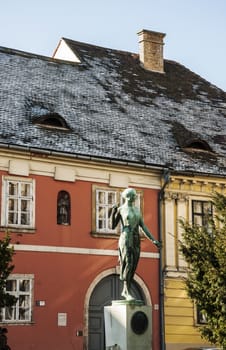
[0,39,226,176]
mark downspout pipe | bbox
[158,169,170,350]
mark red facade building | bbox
[0,156,161,350]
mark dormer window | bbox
[185,139,212,152]
[172,121,213,154]
[33,113,71,131]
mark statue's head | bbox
[122,188,137,202]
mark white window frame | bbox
[93,186,142,236]
[0,274,34,324]
[95,188,118,234]
[1,176,35,229]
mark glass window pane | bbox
[108,192,116,205]
[9,198,17,210]
[98,191,105,204]
[98,207,105,219]
[19,307,30,320]
[20,183,30,196]
[193,215,202,226]
[98,219,105,229]
[19,295,30,320]
[193,201,202,213]
[21,213,30,225]
[203,202,212,214]
[9,182,18,196]
[108,217,113,230]
[6,280,17,292]
[21,200,30,211]
[8,212,18,224]
[98,207,106,229]
[197,307,207,324]
[19,280,30,292]
[5,306,16,320]
[19,295,29,306]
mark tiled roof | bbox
[0,39,226,176]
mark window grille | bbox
[1,177,35,228]
[0,275,33,323]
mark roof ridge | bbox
[62,37,138,57]
[0,46,54,62]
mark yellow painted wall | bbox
[164,278,208,346]
[162,174,226,349]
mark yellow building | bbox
[163,174,226,350]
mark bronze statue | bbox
[110,188,160,301]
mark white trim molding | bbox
[12,244,159,259]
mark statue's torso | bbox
[120,205,140,235]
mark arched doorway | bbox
[88,273,146,350]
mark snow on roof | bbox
[0,39,225,175]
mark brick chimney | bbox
[137,29,166,73]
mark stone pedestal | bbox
[104,300,152,350]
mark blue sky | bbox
[1,0,225,91]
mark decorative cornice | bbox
[168,175,226,195]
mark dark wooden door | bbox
[88,274,146,350]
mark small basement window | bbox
[33,113,71,131]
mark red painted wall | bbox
[0,171,160,350]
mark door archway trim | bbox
[83,267,152,349]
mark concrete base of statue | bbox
[104,300,152,350]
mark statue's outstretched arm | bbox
[139,217,161,248]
